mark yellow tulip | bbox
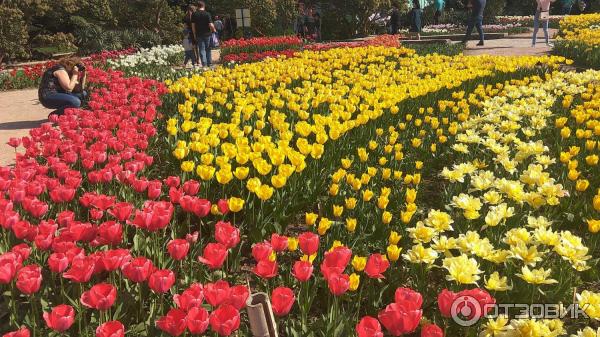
[346,218,357,232]
[387,245,402,262]
[349,273,360,291]
[228,197,244,212]
[352,256,366,272]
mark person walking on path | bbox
[434,0,445,24]
[532,0,551,47]
[214,15,224,39]
[191,1,216,69]
[182,28,197,68]
[389,4,401,34]
[409,0,426,40]
[462,0,486,46]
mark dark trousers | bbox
[197,35,212,67]
[41,91,87,116]
[184,50,197,66]
[464,15,485,43]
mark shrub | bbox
[0,5,29,63]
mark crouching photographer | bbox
[38,57,88,117]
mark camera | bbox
[76,63,86,72]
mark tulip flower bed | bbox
[0,48,137,91]
[554,14,600,69]
[106,45,185,80]
[220,36,303,59]
[222,35,402,65]
[1,40,600,337]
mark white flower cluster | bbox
[108,45,184,69]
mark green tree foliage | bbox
[0,6,29,62]
[208,0,295,35]
[316,0,391,39]
[0,0,184,58]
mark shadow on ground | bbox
[0,119,47,131]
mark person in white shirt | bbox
[532,0,552,46]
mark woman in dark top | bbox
[38,57,87,117]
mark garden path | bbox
[0,88,48,166]
[463,28,558,56]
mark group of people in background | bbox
[295,5,322,41]
[182,1,236,69]
[388,0,589,48]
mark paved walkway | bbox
[0,89,48,166]
[463,29,557,56]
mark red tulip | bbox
[270,233,288,252]
[167,239,190,260]
[364,254,390,279]
[378,303,422,336]
[96,321,125,337]
[204,280,230,307]
[164,176,181,188]
[147,180,162,199]
[2,327,30,337]
[292,260,314,282]
[43,304,75,332]
[108,202,133,222]
[186,231,199,243]
[395,287,423,311]
[298,232,319,255]
[356,316,383,337]
[320,246,352,280]
[192,198,211,217]
[96,221,123,246]
[169,187,183,204]
[156,308,187,337]
[455,288,495,320]
[16,264,42,294]
[0,252,18,284]
[271,287,295,316]
[131,201,173,232]
[186,307,209,335]
[227,285,249,310]
[421,324,444,337]
[11,243,31,261]
[214,221,240,248]
[7,137,21,148]
[182,180,200,195]
[217,199,229,214]
[437,289,457,318]
[121,257,154,283]
[251,242,273,262]
[209,304,240,336]
[89,208,104,220]
[62,255,96,282]
[327,273,350,296]
[56,210,75,227]
[48,253,69,273]
[80,283,117,310]
[148,269,176,293]
[197,243,228,269]
[101,249,131,271]
[174,283,204,311]
[253,259,278,279]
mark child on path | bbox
[183,28,197,68]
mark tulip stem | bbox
[9,284,17,329]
